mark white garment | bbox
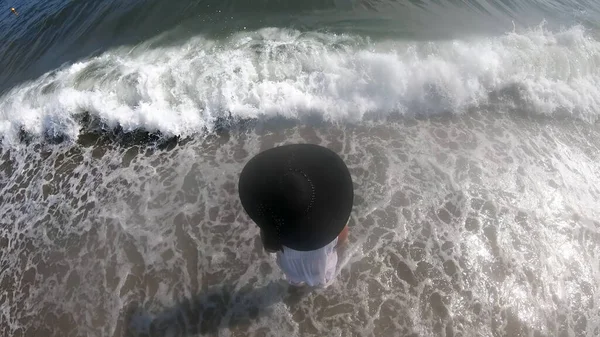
[276,238,338,287]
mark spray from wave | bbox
[1,24,599,144]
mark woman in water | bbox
[238,143,353,287]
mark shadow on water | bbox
[8,110,326,149]
[121,281,307,337]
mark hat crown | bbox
[271,169,314,219]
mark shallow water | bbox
[1,113,599,336]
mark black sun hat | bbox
[238,144,354,251]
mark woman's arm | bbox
[337,225,349,246]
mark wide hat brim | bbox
[238,144,354,251]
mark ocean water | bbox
[1,0,600,336]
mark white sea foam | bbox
[1,24,600,144]
[1,110,599,336]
